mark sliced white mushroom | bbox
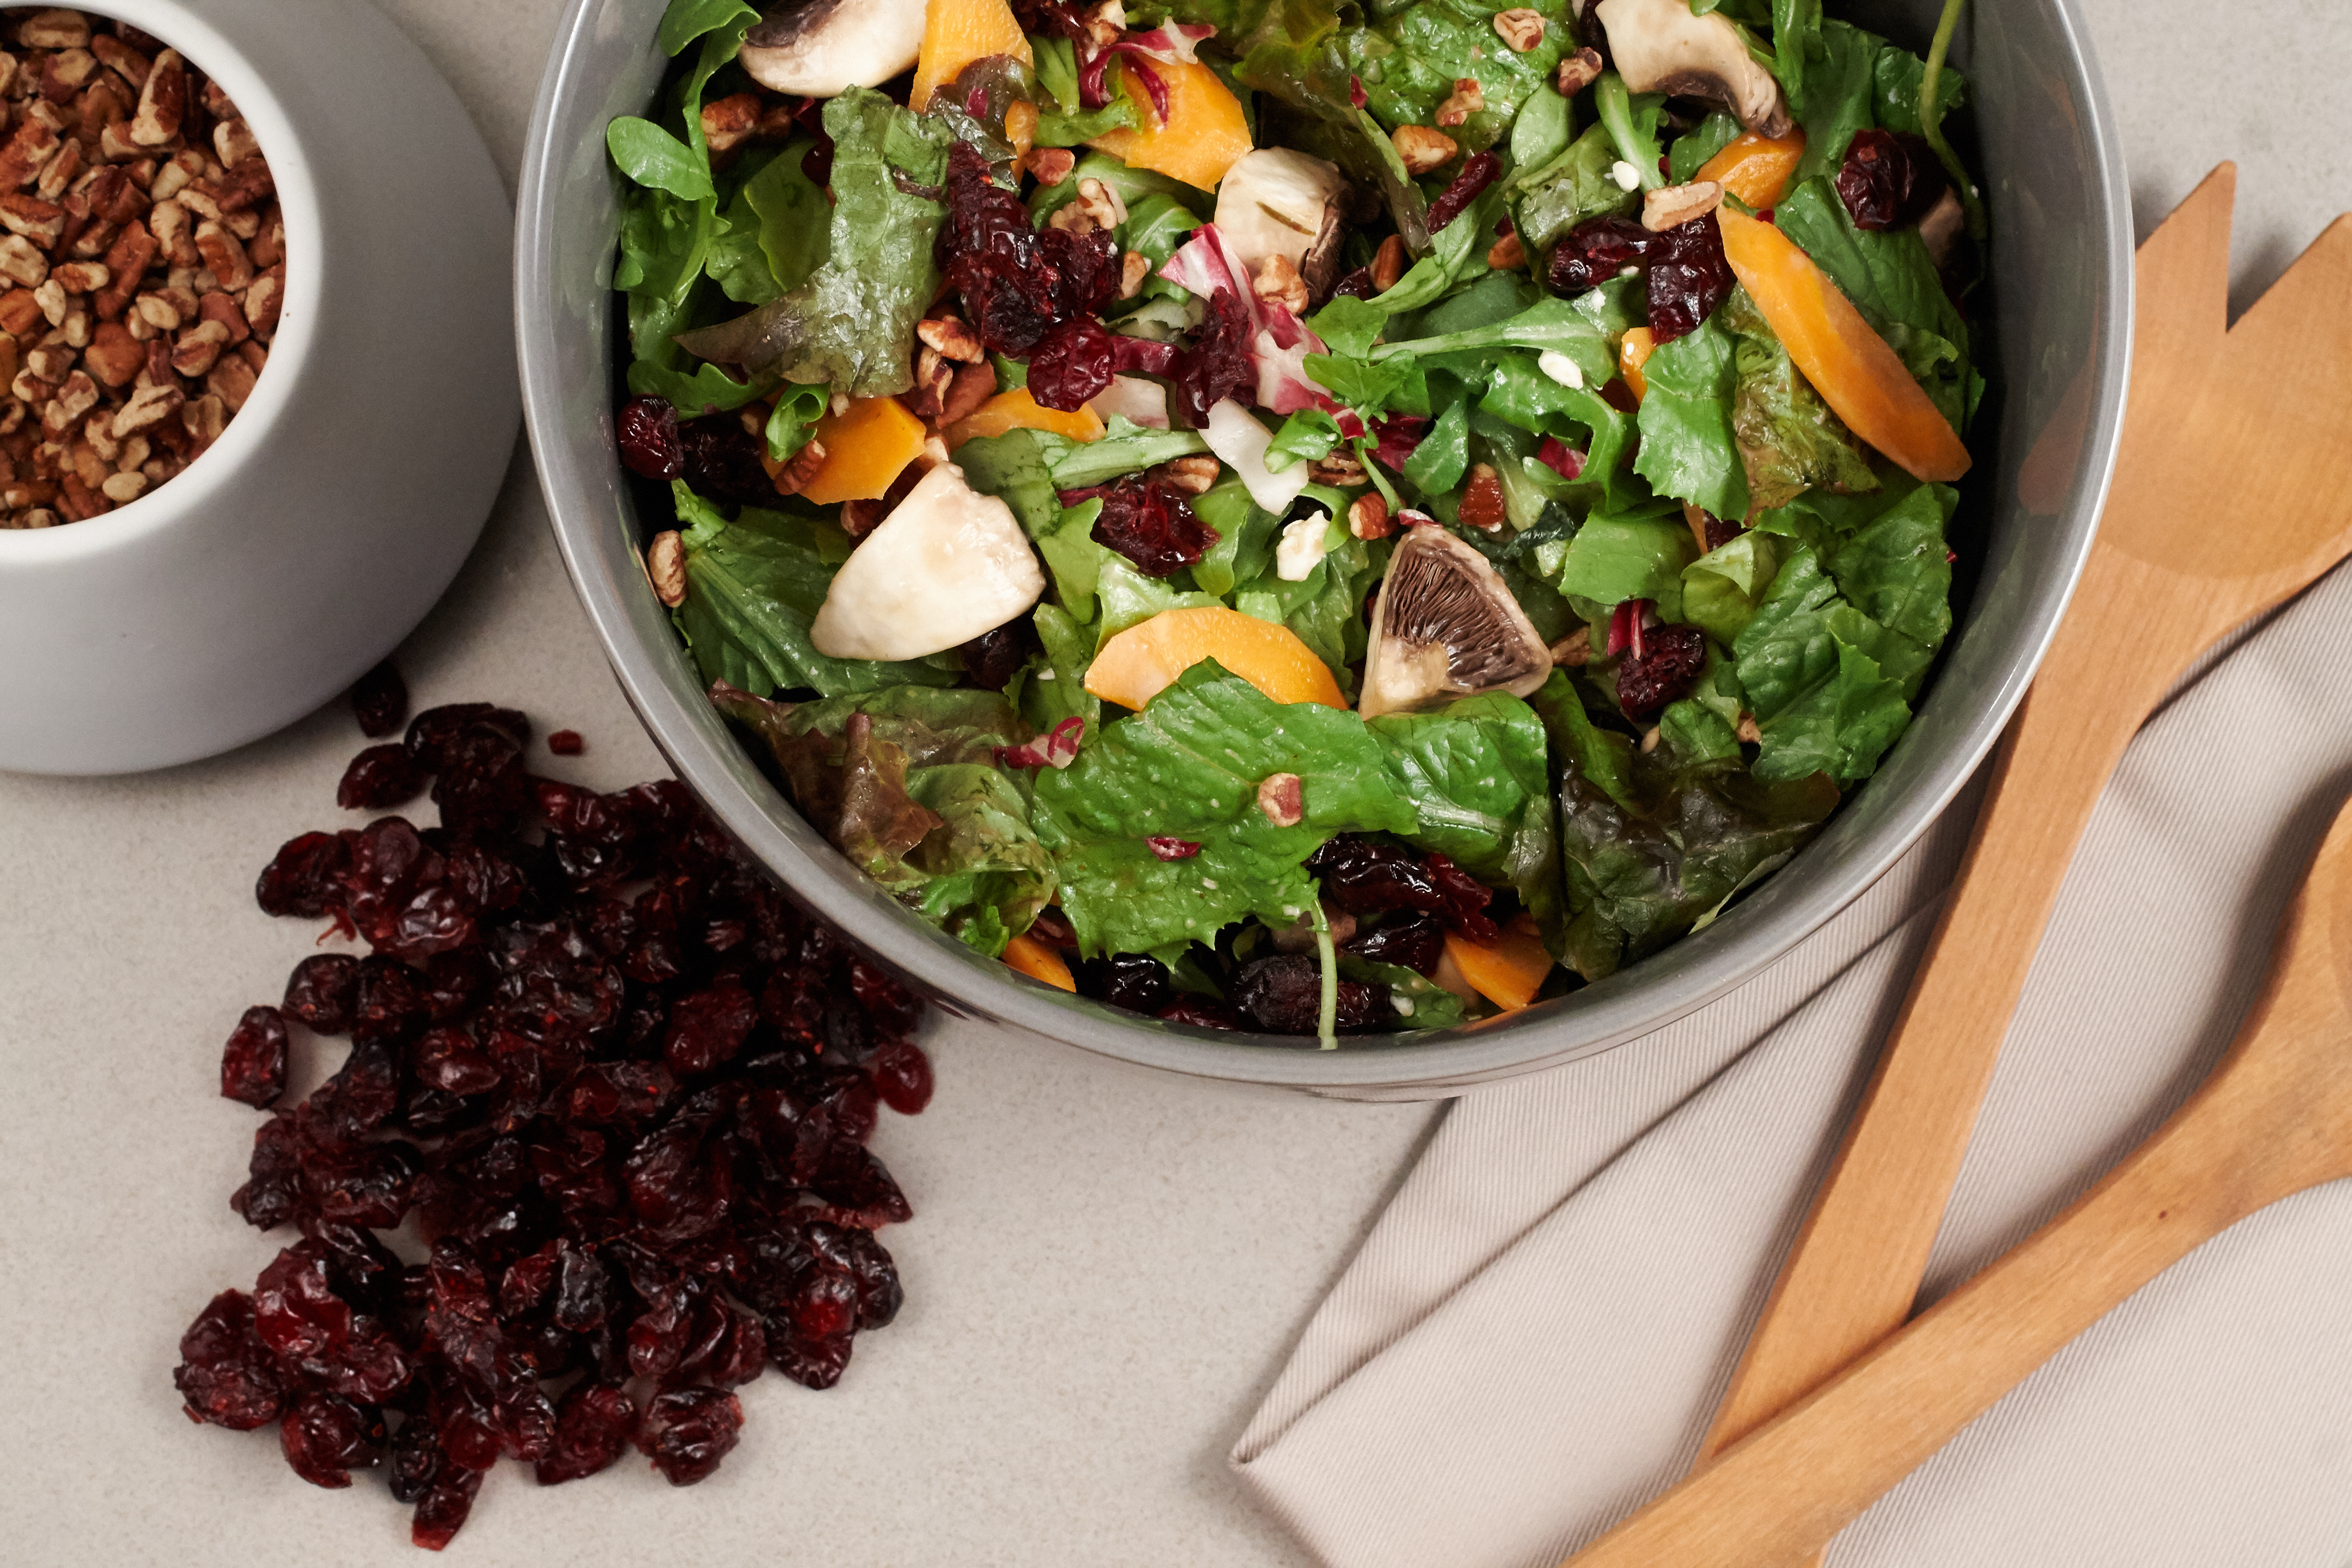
[738,0,927,98]
[1213,149,1353,302]
[1593,0,1792,139]
[809,464,1045,661]
[1359,526,1554,718]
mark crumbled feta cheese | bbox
[1391,992,1416,1017]
[1201,878,1218,889]
[1037,668,1056,681]
[1538,350,1585,389]
[1276,511,1331,581]
[1610,160,1641,192]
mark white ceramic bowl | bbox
[0,0,518,775]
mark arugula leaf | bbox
[1031,662,1419,957]
[1480,355,1639,506]
[1306,295,1391,359]
[672,89,951,399]
[657,0,758,56]
[670,485,960,698]
[627,357,775,415]
[1341,956,1468,1030]
[1037,97,1140,146]
[1633,316,1751,522]
[954,429,1120,623]
[1592,72,1665,193]
[1265,409,1343,473]
[1668,112,1744,186]
[1304,352,1412,413]
[1031,153,1212,226]
[1512,122,1634,257]
[1719,286,1876,510]
[1191,480,1280,597]
[763,384,829,461]
[1032,416,1211,488]
[1403,395,1471,496]
[1032,34,1081,109]
[608,117,715,200]
[1118,193,1202,301]
[1376,296,1616,391]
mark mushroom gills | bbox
[809,462,1047,662]
[1358,527,1554,718]
[739,0,927,98]
[1592,0,1792,140]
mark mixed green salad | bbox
[605,0,1983,1043]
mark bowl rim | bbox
[0,0,319,564]
[516,0,2135,1094]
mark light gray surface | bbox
[0,0,2338,1564]
[518,0,2130,1097]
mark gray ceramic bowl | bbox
[516,0,2131,1099]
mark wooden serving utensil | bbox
[1670,163,2352,1536]
[1561,790,2352,1568]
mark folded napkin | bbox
[1233,560,2352,1567]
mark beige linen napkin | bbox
[1232,560,2352,1567]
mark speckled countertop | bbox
[3,1,2345,1562]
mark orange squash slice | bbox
[1086,606,1346,710]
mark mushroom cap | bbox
[739,0,927,99]
[1358,527,1554,719]
[809,463,1047,662]
[1593,0,1793,140]
[1213,148,1352,286]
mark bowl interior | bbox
[518,0,2131,1097]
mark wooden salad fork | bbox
[1630,164,2352,1549]
[1560,791,2352,1567]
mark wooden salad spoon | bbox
[1560,790,2352,1568]
[1662,163,2352,1546]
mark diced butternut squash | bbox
[1086,606,1347,711]
[1004,99,1038,161]
[795,396,930,505]
[1088,58,1251,192]
[910,0,1032,112]
[1618,327,1656,402]
[1696,129,1806,211]
[1444,914,1555,1013]
[1716,207,1972,483]
[1003,931,1076,991]
[946,386,1106,449]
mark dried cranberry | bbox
[1038,223,1122,317]
[284,954,362,1032]
[547,729,585,756]
[616,395,685,481]
[1077,951,1172,1014]
[1009,0,1088,37]
[338,743,427,812]
[1089,477,1218,576]
[221,1005,290,1107]
[536,1381,635,1485]
[405,704,530,769]
[869,1041,934,1114]
[1700,509,1744,551]
[350,661,408,738]
[959,619,1035,689]
[1170,290,1256,428]
[174,1291,287,1430]
[1157,995,1244,1030]
[1548,215,1651,295]
[1331,266,1376,301]
[1306,836,1498,944]
[663,977,758,1076]
[1233,955,1380,1035]
[257,831,350,919]
[1427,150,1501,233]
[638,1387,744,1485]
[676,414,777,508]
[1646,215,1734,344]
[1614,622,1709,720]
[280,1392,386,1489]
[1836,128,1947,232]
[1342,912,1444,976]
[1028,317,1119,412]
[410,1462,485,1550]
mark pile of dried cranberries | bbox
[175,667,933,1549]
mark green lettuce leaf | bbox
[1732,539,1934,782]
[669,484,961,698]
[1031,662,1420,957]
[1774,176,1974,428]
[1681,529,1781,646]
[1634,316,1750,522]
[1370,692,1562,946]
[1547,507,1698,620]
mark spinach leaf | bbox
[1510,81,1574,173]
[670,484,960,698]
[1592,72,1664,193]
[657,0,758,55]
[1770,0,1825,116]
[1634,316,1751,522]
[607,117,715,200]
[1668,111,1744,185]
[1789,19,1883,184]
[1872,43,1967,136]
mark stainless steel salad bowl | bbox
[516,0,2131,1099]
